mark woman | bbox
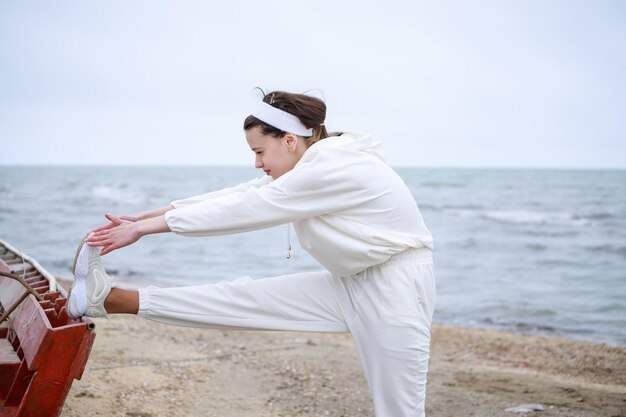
[68,90,436,417]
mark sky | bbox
[0,0,625,168]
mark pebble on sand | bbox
[505,403,545,413]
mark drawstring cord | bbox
[286,223,292,259]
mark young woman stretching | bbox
[67,90,436,417]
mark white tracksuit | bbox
[137,132,436,417]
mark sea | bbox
[0,166,624,346]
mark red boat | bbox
[0,239,95,417]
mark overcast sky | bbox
[1,1,624,168]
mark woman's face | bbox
[245,126,305,179]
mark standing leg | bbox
[337,250,436,417]
[138,271,349,333]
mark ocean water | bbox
[0,166,624,346]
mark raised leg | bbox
[137,271,349,333]
[104,288,139,314]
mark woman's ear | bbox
[284,134,298,152]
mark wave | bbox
[104,267,147,277]
[535,257,585,267]
[586,244,626,257]
[418,181,466,189]
[585,211,618,221]
[433,312,625,346]
[482,210,590,226]
[436,315,558,335]
[92,185,150,204]
[520,229,580,237]
[482,318,558,333]
[447,208,592,226]
[526,243,547,251]
[418,203,484,212]
[589,303,626,314]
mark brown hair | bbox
[243,90,329,146]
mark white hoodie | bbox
[165,132,433,277]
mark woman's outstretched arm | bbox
[134,205,175,221]
[90,205,175,234]
[86,215,171,255]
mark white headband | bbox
[251,101,313,137]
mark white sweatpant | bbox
[138,248,436,417]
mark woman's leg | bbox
[137,271,349,333]
[69,236,347,332]
[336,249,436,417]
[104,288,139,314]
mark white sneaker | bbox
[67,233,112,318]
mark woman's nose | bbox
[255,156,263,168]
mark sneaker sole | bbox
[71,232,91,275]
[86,259,111,312]
[68,232,92,319]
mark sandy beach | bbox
[58,299,626,417]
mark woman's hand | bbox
[86,216,142,255]
[86,215,171,256]
[90,213,140,234]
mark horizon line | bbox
[1,163,625,171]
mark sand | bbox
[58,311,626,417]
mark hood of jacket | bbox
[302,131,386,163]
